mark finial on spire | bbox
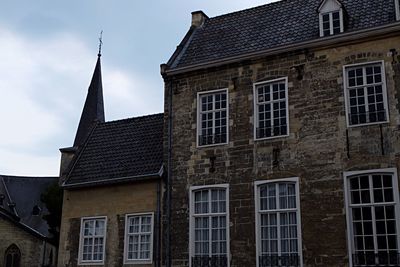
[98,30,103,57]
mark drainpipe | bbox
[166,78,173,267]
[160,63,173,267]
[155,178,161,267]
[41,241,47,267]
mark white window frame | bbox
[344,168,400,267]
[196,88,229,148]
[319,9,344,37]
[78,216,107,266]
[343,60,389,128]
[189,184,230,267]
[123,212,154,265]
[253,77,290,141]
[254,178,303,267]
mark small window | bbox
[189,185,229,267]
[254,78,289,140]
[78,217,106,265]
[32,205,41,216]
[255,178,303,267]
[4,244,20,267]
[318,0,344,37]
[344,169,400,267]
[343,61,389,127]
[124,213,154,264]
[197,89,228,147]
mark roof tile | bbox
[170,0,396,69]
[64,113,164,187]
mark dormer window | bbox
[395,0,400,20]
[318,0,344,37]
[32,205,41,216]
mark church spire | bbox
[73,53,105,147]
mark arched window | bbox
[4,244,21,267]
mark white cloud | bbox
[103,69,162,121]
[0,148,58,176]
[0,27,157,175]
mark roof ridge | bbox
[0,175,58,179]
[0,177,18,218]
[207,0,291,20]
[101,112,164,125]
[63,121,101,186]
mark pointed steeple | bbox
[73,54,105,147]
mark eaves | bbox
[163,22,400,76]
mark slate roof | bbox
[64,113,164,187]
[0,175,58,238]
[168,0,397,69]
[74,55,105,147]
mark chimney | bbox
[191,11,208,27]
[59,146,78,182]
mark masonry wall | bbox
[0,218,56,267]
[57,180,161,267]
[164,35,400,267]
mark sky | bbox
[0,0,278,176]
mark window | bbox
[78,217,106,265]
[197,89,228,147]
[124,213,154,264]
[320,11,343,36]
[396,0,400,21]
[318,0,344,37]
[255,178,303,267]
[344,61,389,127]
[4,244,20,267]
[344,169,400,267]
[189,185,229,267]
[254,78,289,140]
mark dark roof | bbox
[168,0,396,69]
[74,55,105,147]
[64,113,164,188]
[0,175,58,238]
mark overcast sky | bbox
[0,0,278,176]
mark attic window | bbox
[32,205,41,216]
[318,0,344,37]
[396,0,400,20]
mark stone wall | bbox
[57,180,161,267]
[163,35,400,267]
[0,218,56,267]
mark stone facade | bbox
[163,35,400,267]
[58,181,161,267]
[0,218,56,267]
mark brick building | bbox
[57,54,164,267]
[161,0,400,266]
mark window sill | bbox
[124,260,153,265]
[347,120,389,128]
[197,142,229,149]
[78,260,104,266]
[254,134,290,141]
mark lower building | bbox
[0,175,58,267]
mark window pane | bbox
[258,182,299,260]
[256,80,287,139]
[346,64,386,125]
[348,173,399,265]
[81,218,105,262]
[192,188,227,258]
[198,91,228,146]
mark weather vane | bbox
[98,30,103,57]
